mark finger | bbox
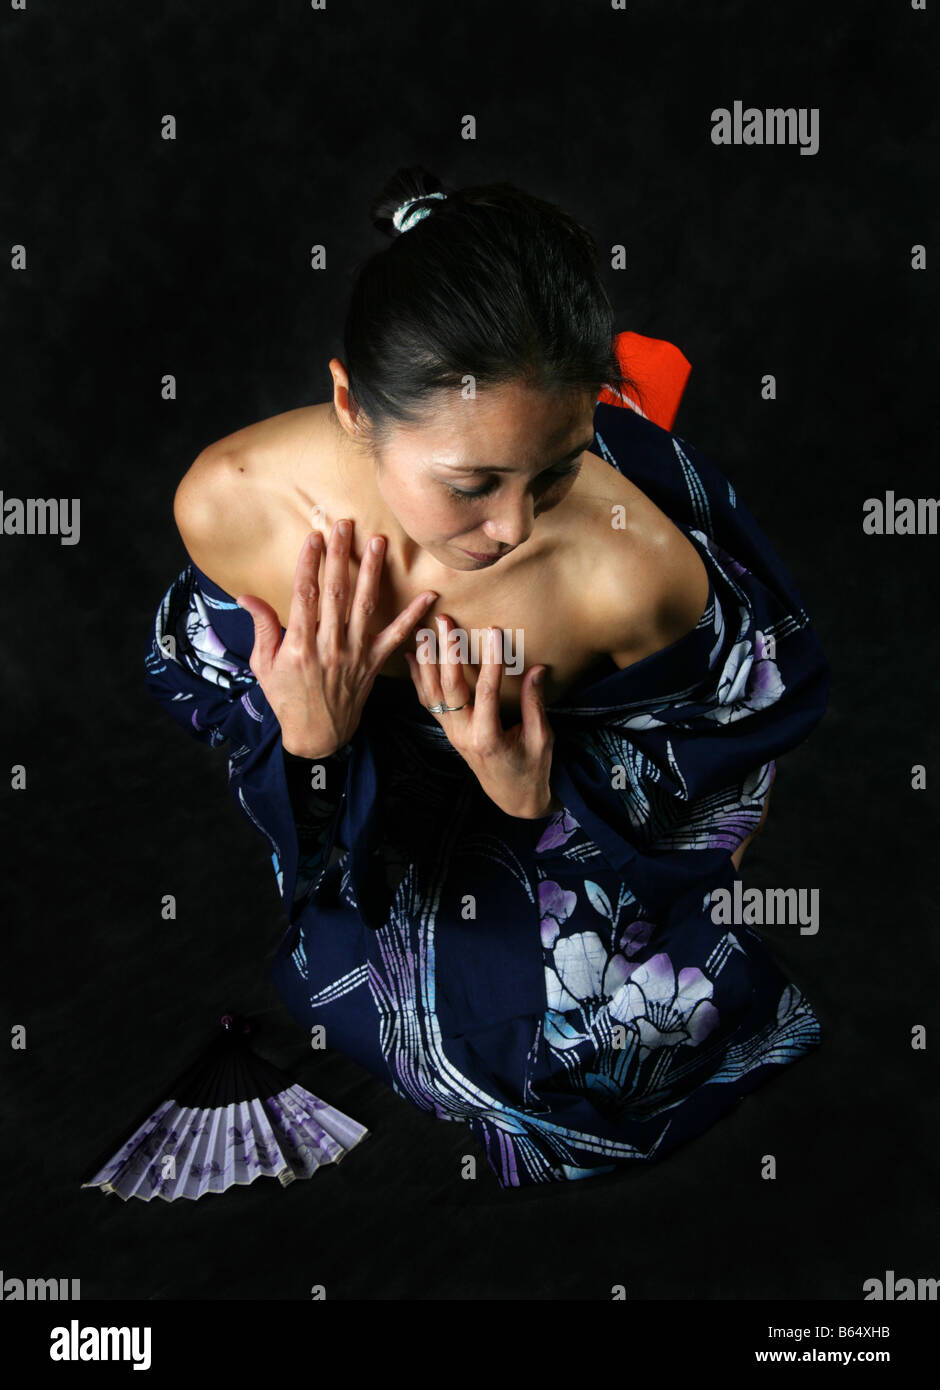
[282,531,323,654]
[469,626,504,740]
[405,650,444,719]
[417,616,446,710]
[318,518,352,656]
[234,593,285,677]
[435,615,473,709]
[346,532,386,653]
[369,589,439,673]
[519,664,551,746]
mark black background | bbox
[1,0,937,1308]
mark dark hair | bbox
[339,164,646,449]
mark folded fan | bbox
[81,1015,369,1202]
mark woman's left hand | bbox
[405,615,562,820]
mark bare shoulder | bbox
[173,445,280,604]
[574,457,711,669]
[172,403,342,617]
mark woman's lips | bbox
[460,547,506,562]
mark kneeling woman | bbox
[145,166,830,1189]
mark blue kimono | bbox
[144,401,830,1188]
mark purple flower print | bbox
[535,810,580,855]
[538,879,578,948]
[705,624,785,725]
[617,918,655,958]
[191,1158,223,1179]
[609,952,719,1051]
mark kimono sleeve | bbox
[281,743,354,911]
[142,560,356,926]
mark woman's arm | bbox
[146,455,357,924]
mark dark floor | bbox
[1,0,937,1303]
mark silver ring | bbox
[427,700,472,714]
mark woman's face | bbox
[368,378,599,573]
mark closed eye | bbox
[446,460,582,501]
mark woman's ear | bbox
[328,358,361,437]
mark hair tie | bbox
[392,191,447,234]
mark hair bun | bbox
[370,164,448,238]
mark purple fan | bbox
[81,1015,368,1202]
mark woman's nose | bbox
[482,496,535,548]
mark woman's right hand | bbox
[235,519,439,759]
